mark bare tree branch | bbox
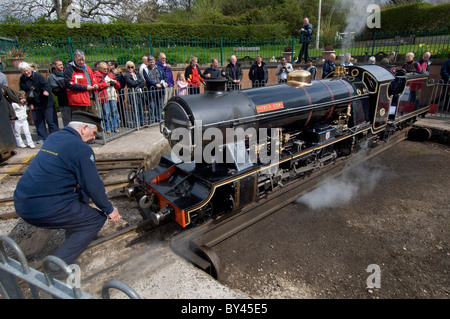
[0,0,144,22]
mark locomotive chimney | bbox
[204,78,228,94]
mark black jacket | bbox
[19,71,55,108]
[249,62,268,83]
[1,85,19,121]
[48,68,69,106]
[124,71,145,89]
[300,23,313,43]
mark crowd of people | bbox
[2,46,449,146]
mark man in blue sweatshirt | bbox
[14,111,121,267]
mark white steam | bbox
[338,0,379,49]
[296,161,385,210]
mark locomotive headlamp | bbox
[287,70,312,87]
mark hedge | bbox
[377,3,450,33]
[0,22,289,39]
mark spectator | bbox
[94,61,121,134]
[304,58,317,80]
[124,61,145,127]
[276,56,293,83]
[108,60,126,89]
[48,58,71,127]
[0,70,7,86]
[1,85,19,123]
[417,52,431,72]
[139,55,149,78]
[296,17,313,64]
[64,49,99,115]
[224,55,243,91]
[203,58,222,79]
[0,57,3,70]
[341,53,353,66]
[249,55,268,88]
[176,72,188,96]
[440,57,450,109]
[11,90,35,149]
[185,56,204,95]
[381,51,397,68]
[14,111,121,276]
[143,55,167,122]
[368,56,376,65]
[441,58,450,83]
[402,52,422,73]
[156,52,175,103]
[19,62,59,143]
[108,60,127,127]
[322,53,336,78]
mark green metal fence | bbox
[0,26,448,70]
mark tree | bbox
[0,0,143,23]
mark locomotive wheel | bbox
[190,203,213,227]
[193,245,222,280]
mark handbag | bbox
[27,86,35,99]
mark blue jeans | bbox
[102,100,119,132]
[32,105,59,140]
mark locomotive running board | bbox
[169,128,410,279]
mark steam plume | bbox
[339,0,378,49]
[296,161,385,210]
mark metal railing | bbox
[0,235,140,299]
[93,77,449,144]
[429,79,450,117]
[0,27,448,69]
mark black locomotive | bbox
[126,65,434,228]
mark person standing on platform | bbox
[185,56,204,95]
[64,49,99,114]
[156,52,175,104]
[295,17,313,64]
[11,90,35,149]
[203,58,222,79]
[19,62,59,144]
[48,58,71,127]
[276,57,293,83]
[249,55,268,88]
[224,55,243,91]
[322,53,336,78]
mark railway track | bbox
[0,157,145,219]
[0,157,145,177]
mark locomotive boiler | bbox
[126,65,434,228]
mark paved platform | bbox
[413,115,450,145]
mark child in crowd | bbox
[12,91,35,149]
[176,72,188,96]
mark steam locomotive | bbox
[125,64,434,228]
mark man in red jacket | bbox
[64,49,99,115]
